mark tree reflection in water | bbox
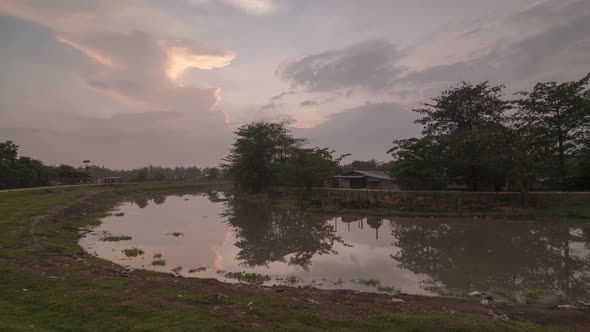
[390,221,590,300]
[222,198,344,270]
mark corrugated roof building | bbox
[331,170,399,190]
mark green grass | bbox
[0,182,576,331]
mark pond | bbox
[79,191,590,303]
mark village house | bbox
[331,170,399,190]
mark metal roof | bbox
[343,170,394,181]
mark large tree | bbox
[224,121,305,192]
[515,73,590,189]
[392,82,511,191]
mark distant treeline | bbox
[86,165,221,182]
[0,141,56,189]
[0,141,220,190]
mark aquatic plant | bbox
[171,266,183,274]
[122,247,144,257]
[151,259,166,266]
[153,252,162,259]
[355,279,381,288]
[100,235,132,242]
[223,271,271,285]
[188,267,207,273]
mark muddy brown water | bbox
[79,191,590,303]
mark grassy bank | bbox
[272,188,590,220]
[0,181,581,331]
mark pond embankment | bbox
[272,187,590,220]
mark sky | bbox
[0,0,588,168]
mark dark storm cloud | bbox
[277,40,403,93]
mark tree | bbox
[515,73,590,189]
[153,171,166,181]
[0,141,56,189]
[224,121,305,192]
[204,167,220,179]
[388,137,447,190]
[404,82,511,191]
[0,141,19,189]
[83,160,91,174]
[279,147,342,191]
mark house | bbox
[102,176,126,184]
[58,171,93,184]
[331,170,399,190]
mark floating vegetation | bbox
[284,275,300,285]
[353,279,399,293]
[167,232,184,237]
[523,290,543,304]
[151,259,166,266]
[376,286,400,294]
[113,212,125,217]
[355,279,381,288]
[100,235,132,242]
[222,271,271,285]
[188,267,207,273]
[171,266,183,274]
[153,253,162,259]
[332,278,344,286]
[122,247,144,257]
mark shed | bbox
[331,170,398,190]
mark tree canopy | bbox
[390,73,590,193]
[224,121,343,192]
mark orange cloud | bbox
[161,40,235,82]
[56,36,115,67]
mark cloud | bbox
[277,40,403,93]
[270,90,295,101]
[160,39,235,81]
[60,31,230,114]
[397,1,590,96]
[299,100,319,108]
[219,0,281,15]
[0,2,237,167]
[295,103,420,161]
[259,102,281,111]
[396,0,590,95]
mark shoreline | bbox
[1,181,588,331]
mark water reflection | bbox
[390,221,590,301]
[223,199,343,270]
[80,192,590,301]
